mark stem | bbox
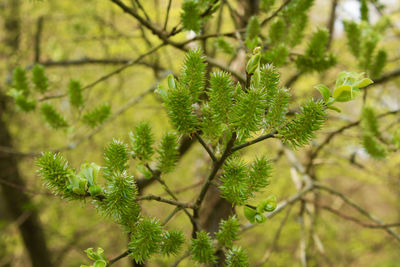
[138,194,195,209]
[108,250,130,265]
[194,132,217,162]
[231,131,277,152]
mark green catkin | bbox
[130,122,155,163]
[229,87,266,141]
[248,156,272,192]
[216,216,240,247]
[207,71,235,124]
[102,172,140,223]
[82,104,111,128]
[36,152,71,194]
[129,218,162,263]
[180,49,207,102]
[280,99,326,147]
[361,106,380,137]
[103,139,129,179]
[246,16,260,41]
[370,49,387,78]
[161,230,185,256]
[362,134,386,159]
[12,66,29,96]
[32,64,48,93]
[190,231,216,264]
[41,103,69,129]
[225,246,249,267]
[296,28,336,72]
[360,0,369,23]
[219,158,251,205]
[343,21,361,57]
[181,0,202,33]
[68,79,83,108]
[156,132,179,173]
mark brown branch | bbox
[255,204,294,266]
[34,16,44,63]
[109,0,246,83]
[194,132,217,162]
[308,109,400,171]
[326,0,338,49]
[303,198,400,229]
[38,43,165,102]
[109,250,130,265]
[231,131,277,152]
[138,194,195,209]
[373,68,400,84]
[163,0,173,30]
[260,0,293,27]
[242,183,315,232]
[192,134,236,235]
[314,182,400,242]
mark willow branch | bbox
[138,194,195,209]
[303,198,400,229]
[38,43,165,101]
[231,131,277,152]
[314,182,400,242]
[194,133,217,162]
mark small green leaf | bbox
[243,206,257,224]
[77,162,101,186]
[254,213,266,224]
[93,260,107,267]
[89,185,102,196]
[354,78,373,88]
[332,85,353,102]
[167,74,176,89]
[327,105,341,113]
[264,195,277,212]
[84,248,97,260]
[246,51,261,74]
[315,84,331,102]
[155,85,168,101]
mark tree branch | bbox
[231,130,277,152]
[138,194,195,209]
[194,132,217,162]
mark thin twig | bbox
[163,0,173,30]
[108,250,130,265]
[231,131,277,152]
[162,206,181,226]
[302,198,400,229]
[260,0,293,27]
[194,133,217,162]
[314,182,400,242]
[138,194,195,209]
[39,43,165,101]
[255,204,294,266]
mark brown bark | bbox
[0,0,53,266]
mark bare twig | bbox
[315,182,400,242]
[39,43,165,101]
[231,131,277,152]
[302,198,400,229]
[255,204,293,266]
[138,194,195,209]
[194,133,217,162]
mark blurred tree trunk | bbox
[0,0,52,266]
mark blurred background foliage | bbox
[0,0,400,266]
